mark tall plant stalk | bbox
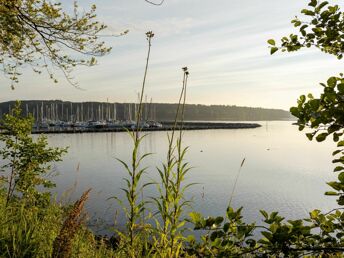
[170,68,190,255]
[153,67,191,257]
[158,69,187,235]
[115,31,154,253]
[135,31,154,138]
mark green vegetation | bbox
[1,0,344,257]
[0,0,113,88]
[0,102,114,257]
[269,0,344,207]
[0,102,67,206]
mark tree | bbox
[0,0,114,89]
[268,0,344,205]
[0,101,67,206]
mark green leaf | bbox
[310,209,320,219]
[270,47,279,55]
[337,83,344,93]
[223,222,230,232]
[327,181,342,191]
[316,133,328,142]
[290,107,299,116]
[293,20,302,27]
[299,95,306,103]
[260,210,268,219]
[334,166,344,172]
[327,77,337,87]
[317,1,328,11]
[261,231,272,241]
[338,141,344,147]
[270,223,279,233]
[325,191,339,196]
[210,231,218,241]
[189,212,202,224]
[338,196,344,206]
[301,9,315,16]
[333,150,341,156]
[339,172,344,183]
[308,0,317,7]
[267,39,276,46]
[306,133,314,141]
[215,216,224,225]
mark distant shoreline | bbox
[31,121,261,134]
[0,100,292,122]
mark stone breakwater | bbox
[29,122,261,134]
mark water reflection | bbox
[46,121,337,230]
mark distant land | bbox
[0,100,293,121]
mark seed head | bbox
[146,31,154,40]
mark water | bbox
[45,121,337,232]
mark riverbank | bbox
[30,121,261,134]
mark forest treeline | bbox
[0,100,292,122]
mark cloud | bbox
[2,0,344,110]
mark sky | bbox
[1,0,344,110]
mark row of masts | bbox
[1,101,158,123]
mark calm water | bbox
[45,121,337,231]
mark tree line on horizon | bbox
[0,100,292,122]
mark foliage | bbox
[291,75,344,205]
[0,189,63,257]
[0,188,117,258]
[267,0,344,57]
[0,0,112,88]
[187,207,344,257]
[0,101,67,206]
[269,0,344,206]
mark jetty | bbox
[30,121,261,134]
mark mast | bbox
[98,105,101,121]
[113,103,116,121]
[128,103,131,121]
[61,102,64,121]
[81,103,84,122]
[145,95,148,121]
[70,102,73,122]
[148,98,153,120]
[41,101,43,122]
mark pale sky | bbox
[1,0,344,110]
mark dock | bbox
[30,121,261,134]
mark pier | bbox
[30,121,261,134]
